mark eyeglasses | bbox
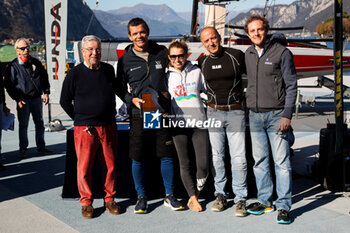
[169,54,185,60]
[17,46,30,51]
[83,47,101,53]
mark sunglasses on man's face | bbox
[18,46,30,51]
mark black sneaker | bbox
[247,202,274,215]
[277,209,291,224]
[164,194,184,211]
[134,196,148,214]
[37,148,53,154]
[18,149,27,158]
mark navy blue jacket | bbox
[60,62,117,126]
[4,56,50,101]
[116,40,168,114]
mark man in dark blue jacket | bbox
[244,15,297,224]
[4,38,51,158]
[117,17,183,214]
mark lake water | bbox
[326,41,350,51]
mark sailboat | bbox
[72,0,350,80]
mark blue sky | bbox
[84,0,297,13]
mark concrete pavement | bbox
[1,77,350,233]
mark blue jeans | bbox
[207,107,247,202]
[249,110,292,211]
[132,157,174,197]
[17,97,45,151]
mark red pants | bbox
[74,124,117,206]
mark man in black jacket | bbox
[198,27,248,216]
[60,35,120,219]
[244,15,297,224]
[4,38,51,158]
[117,17,183,214]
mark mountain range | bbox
[93,0,350,38]
[0,0,111,41]
[0,0,349,41]
[229,0,350,35]
[94,4,192,37]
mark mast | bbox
[334,0,344,151]
[86,0,100,35]
[333,0,346,190]
[190,0,199,41]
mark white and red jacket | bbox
[166,61,207,124]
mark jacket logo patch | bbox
[155,61,163,69]
[212,65,222,70]
[130,66,142,72]
[265,58,273,65]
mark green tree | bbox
[316,12,350,37]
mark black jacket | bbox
[4,56,50,101]
[245,33,297,119]
[198,47,245,105]
[0,69,5,105]
[116,40,168,114]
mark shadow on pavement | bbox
[0,143,66,202]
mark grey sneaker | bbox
[234,200,247,217]
[211,194,227,212]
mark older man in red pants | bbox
[60,35,120,219]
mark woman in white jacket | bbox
[166,40,209,212]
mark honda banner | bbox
[44,0,67,104]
